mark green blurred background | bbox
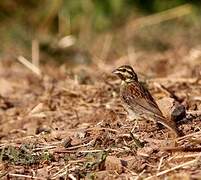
[0,0,200,65]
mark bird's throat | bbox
[122,79,134,84]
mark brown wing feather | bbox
[122,82,163,117]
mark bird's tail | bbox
[156,115,183,137]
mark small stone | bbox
[123,156,146,172]
[157,97,174,120]
[105,156,123,174]
[62,137,72,148]
[36,167,49,178]
[171,104,186,122]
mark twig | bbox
[123,167,137,177]
[127,4,192,33]
[68,174,77,180]
[17,56,41,76]
[145,158,198,180]
[52,140,98,153]
[8,173,45,180]
[157,157,164,172]
[87,127,119,133]
[51,164,70,179]
[77,149,108,153]
[177,131,201,141]
[65,140,94,150]
[68,159,87,163]
[134,169,146,180]
[163,146,201,152]
[173,153,201,159]
[33,146,58,151]
[187,110,201,115]
[54,149,108,154]
[32,39,40,67]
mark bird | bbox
[112,65,182,137]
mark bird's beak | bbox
[112,69,119,74]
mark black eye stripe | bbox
[126,69,132,73]
[118,68,126,72]
[118,69,133,75]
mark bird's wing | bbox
[123,82,163,117]
[122,82,181,137]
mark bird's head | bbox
[112,65,138,82]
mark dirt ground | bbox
[0,45,201,179]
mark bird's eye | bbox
[121,69,126,72]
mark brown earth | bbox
[0,48,201,179]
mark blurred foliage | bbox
[0,0,200,61]
[134,0,200,13]
[0,0,199,32]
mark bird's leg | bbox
[126,112,141,132]
[131,119,139,133]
